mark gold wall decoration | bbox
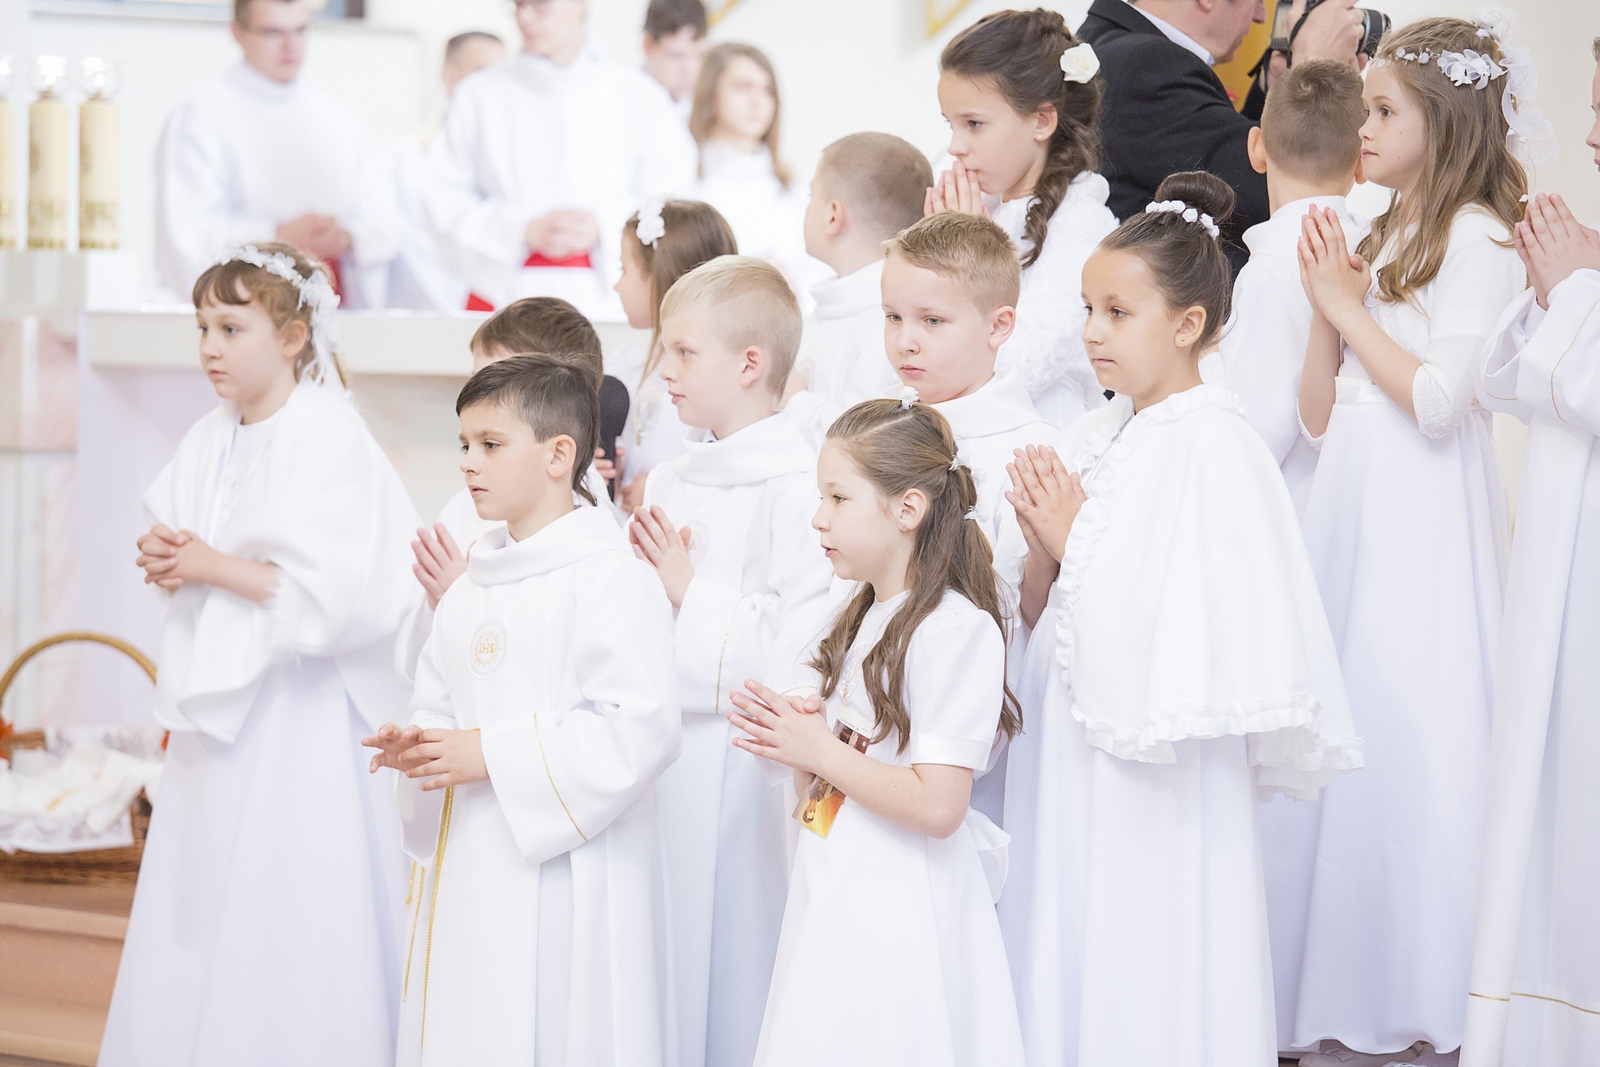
[707,0,745,26]
[926,0,977,39]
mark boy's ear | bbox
[988,304,1017,350]
[546,434,577,480]
[1247,127,1269,176]
[738,345,768,391]
[825,198,848,239]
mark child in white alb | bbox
[928,9,1118,431]
[104,245,419,1067]
[1292,17,1532,1065]
[365,356,680,1066]
[730,398,1025,1067]
[628,255,833,1067]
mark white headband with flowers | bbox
[1144,200,1220,239]
[225,244,342,386]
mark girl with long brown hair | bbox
[928,7,1118,430]
[1292,15,1536,1064]
[728,398,1025,1066]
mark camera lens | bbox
[1359,9,1391,57]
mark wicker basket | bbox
[0,632,159,885]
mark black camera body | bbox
[1270,0,1391,60]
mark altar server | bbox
[424,0,697,318]
[366,355,680,1066]
[788,133,931,410]
[928,9,1118,430]
[155,0,394,306]
[609,199,739,509]
[1463,183,1600,1067]
[729,399,1025,1067]
[106,244,418,1066]
[397,297,607,684]
[629,256,833,1067]
[642,0,708,122]
[1001,172,1361,1067]
[1292,18,1531,1064]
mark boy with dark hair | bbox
[643,0,709,117]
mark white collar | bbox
[673,412,816,487]
[809,259,884,321]
[1130,4,1214,65]
[1247,195,1357,256]
[930,372,1044,438]
[227,61,300,100]
[467,505,626,585]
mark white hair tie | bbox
[225,245,341,386]
[635,201,666,247]
[897,385,919,409]
[949,448,971,474]
[1059,42,1099,85]
[1143,200,1220,239]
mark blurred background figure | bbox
[642,0,708,123]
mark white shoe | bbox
[1297,1042,1427,1067]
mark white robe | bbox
[101,381,419,1067]
[690,141,815,286]
[755,590,1024,1067]
[1001,383,1361,1067]
[1292,209,1524,1055]
[642,413,834,1067]
[394,506,681,1067]
[795,259,898,411]
[1462,267,1600,1067]
[155,62,393,306]
[423,50,696,318]
[378,133,470,313]
[989,172,1119,431]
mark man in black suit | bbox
[1080,0,1365,272]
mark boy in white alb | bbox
[1205,61,1366,518]
[366,355,681,1066]
[423,0,697,316]
[642,0,708,123]
[396,298,614,684]
[628,256,833,1067]
[880,212,1059,821]
[787,133,933,415]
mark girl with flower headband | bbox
[105,242,421,1065]
[1000,171,1361,1067]
[727,397,1024,1065]
[1292,14,1539,1063]
[928,7,1119,431]
[611,198,738,509]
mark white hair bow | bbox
[635,201,667,247]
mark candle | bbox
[27,57,69,251]
[78,99,118,250]
[0,98,13,250]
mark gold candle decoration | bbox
[0,58,15,250]
[77,59,119,250]
[27,56,69,251]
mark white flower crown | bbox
[225,245,342,386]
[635,201,666,247]
[1144,199,1220,239]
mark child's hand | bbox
[629,505,694,608]
[136,525,190,590]
[140,530,221,589]
[1005,446,1087,565]
[1298,207,1369,329]
[404,728,489,791]
[412,523,467,610]
[1517,193,1600,310]
[728,680,839,774]
[924,160,990,219]
[361,722,426,773]
[593,446,618,486]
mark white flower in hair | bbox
[949,448,971,473]
[1438,48,1505,89]
[1059,42,1100,85]
[897,385,919,409]
[227,244,342,387]
[1469,6,1559,166]
[635,201,667,247]
[1144,200,1220,238]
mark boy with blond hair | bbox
[1207,59,1367,517]
[629,255,833,1067]
[789,133,934,410]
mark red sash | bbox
[465,251,594,312]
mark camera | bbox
[1270,0,1391,60]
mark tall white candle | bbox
[27,92,68,250]
[78,96,118,250]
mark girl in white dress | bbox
[928,8,1118,431]
[610,198,737,509]
[728,397,1025,1067]
[1293,18,1530,1065]
[1001,172,1362,1067]
[687,43,814,291]
[105,244,418,1066]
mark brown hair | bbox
[455,354,600,506]
[810,400,1021,753]
[232,0,296,25]
[885,212,1022,312]
[470,296,603,384]
[689,43,791,187]
[1261,60,1366,183]
[1099,171,1236,352]
[192,241,343,386]
[624,199,739,384]
[941,8,1101,269]
[659,255,801,393]
[644,0,707,40]
[815,132,935,244]
[1358,18,1526,304]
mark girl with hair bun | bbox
[999,172,1362,1067]
[930,7,1119,430]
[728,398,1025,1066]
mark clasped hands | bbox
[137,524,218,591]
[363,723,488,791]
[629,505,694,608]
[525,209,600,261]
[1006,444,1088,567]
[1516,192,1600,310]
